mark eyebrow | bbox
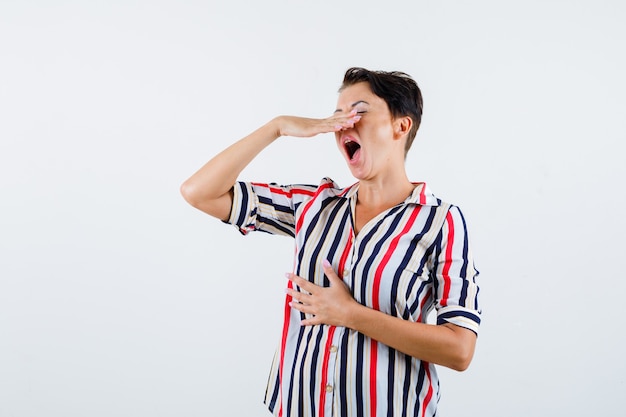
[334,100,370,113]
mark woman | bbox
[181,67,481,417]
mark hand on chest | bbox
[295,203,439,318]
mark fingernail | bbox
[323,259,331,268]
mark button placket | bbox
[322,332,341,417]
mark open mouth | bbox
[344,139,361,160]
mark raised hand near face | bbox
[274,110,361,138]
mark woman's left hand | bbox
[286,260,360,327]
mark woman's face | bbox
[334,82,401,180]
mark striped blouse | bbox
[226,177,481,417]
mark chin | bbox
[347,166,370,181]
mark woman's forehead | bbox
[336,82,382,109]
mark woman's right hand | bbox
[181,110,361,220]
[273,111,361,138]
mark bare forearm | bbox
[180,120,281,219]
[346,304,476,371]
[180,112,362,219]
[287,267,477,372]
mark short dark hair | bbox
[339,67,423,154]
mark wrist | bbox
[269,116,286,138]
[343,299,366,330]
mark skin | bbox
[181,82,477,371]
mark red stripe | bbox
[268,181,349,416]
[278,181,335,416]
[369,340,378,416]
[415,289,432,323]
[295,182,333,233]
[318,326,337,417]
[278,181,351,416]
[418,183,427,205]
[372,206,422,309]
[338,233,353,274]
[369,207,422,417]
[277,280,293,417]
[440,211,455,307]
[318,235,353,417]
[421,364,434,415]
[278,243,301,417]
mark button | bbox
[343,269,350,277]
[330,345,338,353]
[325,384,333,393]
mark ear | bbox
[392,116,412,141]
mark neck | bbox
[356,170,414,209]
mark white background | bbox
[1,1,625,416]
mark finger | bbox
[286,287,312,304]
[300,317,321,326]
[321,259,342,285]
[289,300,315,315]
[329,112,361,127]
[339,114,361,125]
[286,272,316,293]
[338,115,362,131]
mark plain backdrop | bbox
[1,1,625,416]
